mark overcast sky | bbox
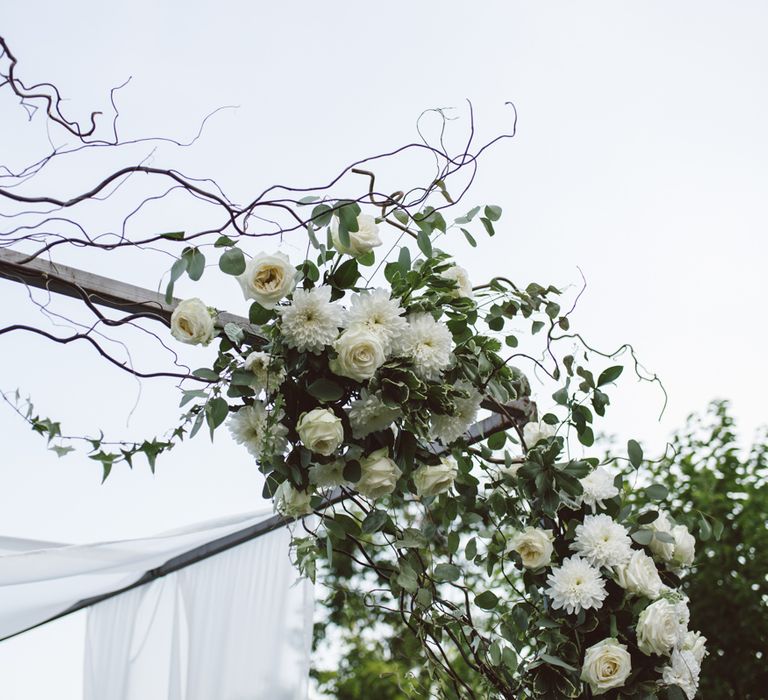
[1,1,767,697]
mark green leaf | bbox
[433,563,461,582]
[484,205,502,221]
[50,445,75,458]
[636,510,659,525]
[185,248,206,281]
[342,460,361,483]
[666,686,686,700]
[307,378,345,402]
[597,365,623,386]
[552,387,569,406]
[475,591,499,610]
[361,510,388,534]
[417,229,432,258]
[487,431,506,450]
[192,367,219,381]
[698,514,712,541]
[632,530,654,546]
[645,483,669,501]
[539,654,577,672]
[480,217,495,236]
[159,231,185,241]
[219,247,246,275]
[332,259,359,289]
[249,302,275,325]
[205,397,229,436]
[165,257,188,303]
[223,323,244,345]
[628,439,643,468]
[311,204,333,228]
[460,227,477,247]
[398,245,411,271]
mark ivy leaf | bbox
[50,445,75,458]
[205,398,229,438]
[219,247,246,275]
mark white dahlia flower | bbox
[228,402,288,460]
[571,514,633,569]
[579,466,619,509]
[343,288,407,356]
[279,285,342,353]
[545,556,607,615]
[401,313,453,380]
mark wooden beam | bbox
[0,248,263,341]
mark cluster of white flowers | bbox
[244,351,286,394]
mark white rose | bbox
[441,265,473,299]
[237,251,296,309]
[645,511,676,562]
[331,214,382,256]
[275,482,314,519]
[356,448,402,499]
[636,598,685,656]
[682,630,707,664]
[329,327,386,382]
[671,524,696,568]
[170,298,216,346]
[614,549,663,599]
[412,456,458,497]
[297,408,344,456]
[508,527,555,570]
[580,638,632,695]
[523,420,556,448]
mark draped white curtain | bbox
[0,512,314,699]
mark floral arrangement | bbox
[167,198,708,699]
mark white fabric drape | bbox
[0,512,314,699]
[83,525,313,700]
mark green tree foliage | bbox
[635,401,768,699]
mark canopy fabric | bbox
[83,524,313,700]
[0,511,279,639]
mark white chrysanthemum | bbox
[661,649,701,700]
[347,391,401,438]
[243,351,285,394]
[572,514,633,568]
[579,467,619,509]
[430,381,482,445]
[228,402,288,460]
[401,313,453,380]
[545,556,607,615]
[309,460,348,488]
[279,285,342,353]
[344,289,407,356]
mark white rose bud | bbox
[523,420,556,448]
[508,527,555,570]
[682,630,708,664]
[671,524,696,568]
[329,328,386,382]
[170,298,216,346]
[297,408,344,456]
[412,456,458,497]
[331,214,382,256]
[614,549,663,600]
[645,511,676,562]
[275,482,314,519]
[356,448,402,499]
[237,251,296,309]
[244,351,285,394]
[440,264,474,299]
[636,598,685,656]
[580,638,632,695]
